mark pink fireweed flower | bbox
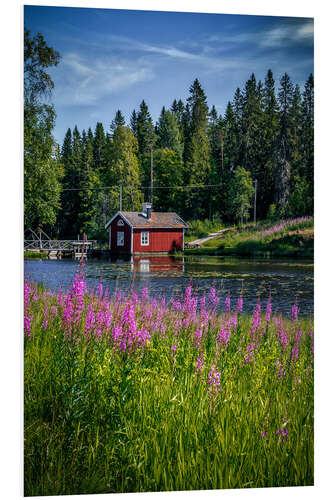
[24,314,32,339]
[291,298,298,321]
[170,343,177,353]
[171,299,182,312]
[250,298,261,335]
[84,304,95,335]
[194,327,203,348]
[218,325,230,347]
[200,293,206,311]
[195,356,204,374]
[230,312,238,329]
[244,342,258,363]
[97,280,103,299]
[276,316,288,349]
[24,281,31,310]
[141,286,149,303]
[207,366,221,395]
[182,317,190,329]
[131,290,139,305]
[57,290,64,306]
[276,427,288,442]
[265,294,272,323]
[260,431,267,437]
[208,286,219,308]
[224,292,231,314]
[236,294,243,313]
[62,291,74,336]
[41,320,48,331]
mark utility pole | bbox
[150,143,154,205]
[254,179,257,224]
[119,184,122,211]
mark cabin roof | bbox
[105,211,188,229]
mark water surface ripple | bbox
[24,255,314,317]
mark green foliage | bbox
[24,27,63,230]
[267,204,278,221]
[226,167,254,224]
[152,148,184,212]
[186,218,225,240]
[24,36,314,236]
[156,109,183,157]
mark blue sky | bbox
[24,6,314,146]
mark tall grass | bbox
[24,269,314,496]
[186,218,225,240]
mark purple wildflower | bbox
[250,298,261,335]
[244,342,258,363]
[276,427,288,442]
[218,325,230,347]
[236,294,243,313]
[207,366,221,395]
[291,298,298,321]
[170,343,177,353]
[224,292,231,314]
[195,356,204,374]
[24,314,32,339]
[265,294,272,323]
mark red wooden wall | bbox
[133,228,183,253]
[110,215,131,252]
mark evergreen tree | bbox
[130,109,137,135]
[24,27,63,230]
[275,73,294,211]
[136,100,156,159]
[78,129,101,236]
[156,108,183,157]
[93,122,107,175]
[260,69,279,216]
[107,125,142,213]
[301,73,314,213]
[183,79,211,218]
[110,110,126,136]
[226,166,254,224]
[153,149,184,213]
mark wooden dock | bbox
[24,229,95,259]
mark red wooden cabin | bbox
[105,203,188,254]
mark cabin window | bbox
[117,219,124,226]
[141,231,149,246]
[117,231,124,246]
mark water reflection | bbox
[24,255,313,317]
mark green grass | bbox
[185,218,226,242]
[185,217,314,258]
[24,279,314,495]
[24,251,48,260]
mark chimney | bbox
[142,202,152,219]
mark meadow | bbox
[24,266,314,496]
[185,216,314,258]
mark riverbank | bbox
[24,271,314,495]
[24,250,48,259]
[184,217,313,258]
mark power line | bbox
[62,183,223,192]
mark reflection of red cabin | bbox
[105,203,188,254]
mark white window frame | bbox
[141,231,149,246]
[117,231,124,246]
[117,219,124,226]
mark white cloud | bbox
[55,52,155,105]
[259,21,314,48]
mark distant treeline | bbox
[24,28,314,240]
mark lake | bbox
[24,255,314,317]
